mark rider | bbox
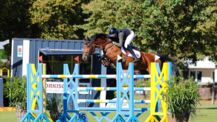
[108,27,139,61]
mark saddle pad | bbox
[121,48,141,58]
[155,55,160,61]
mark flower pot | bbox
[168,112,190,122]
[168,112,177,122]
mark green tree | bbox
[140,0,217,62]
[81,0,144,36]
[29,0,88,39]
[0,0,37,40]
[0,0,38,55]
[81,0,217,63]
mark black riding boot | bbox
[127,46,139,61]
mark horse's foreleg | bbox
[110,63,116,69]
[100,56,116,69]
[100,57,110,67]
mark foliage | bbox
[81,0,217,63]
[81,0,144,36]
[47,94,63,121]
[4,77,26,109]
[0,0,38,40]
[164,77,200,122]
[0,0,39,56]
[0,49,7,59]
[29,0,88,40]
[0,0,216,64]
[0,60,3,67]
[141,0,217,62]
[136,79,150,87]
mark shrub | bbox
[4,77,26,109]
[47,94,63,120]
[164,77,200,122]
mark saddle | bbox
[112,42,140,58]
[100,43,141,68]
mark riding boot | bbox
[127,45,139,62]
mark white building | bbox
[188,57,217,85]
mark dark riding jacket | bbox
[109,28,131,46]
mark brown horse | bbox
[82,33,161,73]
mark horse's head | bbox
[82,38,96,62]
[82,33,110,62]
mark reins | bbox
[88,34,119,55]
[92,38,114,51]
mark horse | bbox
[82,33,161,74]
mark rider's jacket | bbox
[119,28,131,41]
[109,28,131,43]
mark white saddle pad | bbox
[120,48,160,61]
[121,47,141,58]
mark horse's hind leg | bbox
[140,54,151,74]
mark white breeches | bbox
[124,30,135,48]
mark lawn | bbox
[0,100,216,122]
[189,100,217,122]
[0,111,17,122]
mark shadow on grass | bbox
[197,106,217,109]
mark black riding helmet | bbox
[109,27,119,37]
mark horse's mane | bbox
[90,33,109,42]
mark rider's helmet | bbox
[109,27,118,37]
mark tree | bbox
[0,0,38,55]
[81,0,144,36]
[141,0,217,62]
[29,0,88,40]
[0,0,37,40]
[81,0,217,63]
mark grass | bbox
[0,100,216,122]
[189,100,217,122]
[0,111,17,122]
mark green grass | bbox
[0,101,216,122]
[0,111,17,122]
[189,102,217,122]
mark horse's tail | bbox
[155,54,168,68]
[157,54,180,76]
